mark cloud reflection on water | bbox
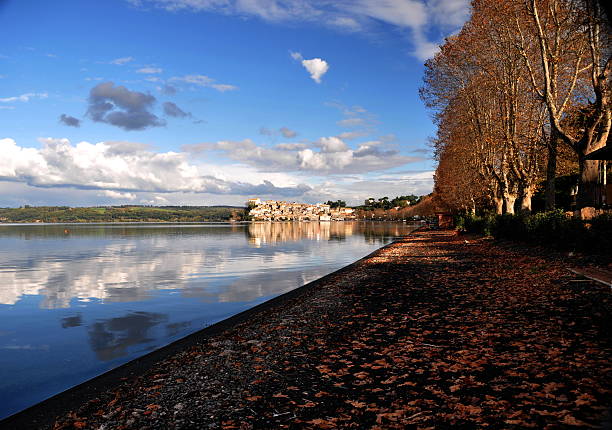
[0,222,409,308]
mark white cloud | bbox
[0,92,48,103]
[109,56,134,65]
[170,74,238,92]
[291,52,329,83]
[102,190,136,200]
[131,0,471,61]
[0,137,309,197]
[427,0,472,28]
[337,131,367,140]
[184,135,420,174]
[315,136,348,153]
[137,67,163,74]
[301,58,329,83]
[337,117,366,127]
[327,16,361,31]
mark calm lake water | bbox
[0,221,417,419]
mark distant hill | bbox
[0,205,247,223]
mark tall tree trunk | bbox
[493,196,503,215]
[503,192,517,214]
[545,132,558,211]
[519,185,533,213]
[577,156,601,208]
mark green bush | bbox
[458,210,611,255]
[456,213,495,236]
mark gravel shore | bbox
[6,229,612,429]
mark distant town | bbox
[247,198,355,221]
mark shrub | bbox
[457,210,611,255]
[456,213,495,236]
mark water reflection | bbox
[0,222,410,308]
[88,312,167,361]
[61,314,82,328]
[0,221,416,419]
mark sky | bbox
[0,0,471,207]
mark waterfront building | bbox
[247,199,355,221]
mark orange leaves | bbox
[245,396,262,401]
[560,414,593,427]
[353,371,369,380]
[381,375,398,385]
[345,400,366,408]
[306,418,336,428]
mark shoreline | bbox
[3,229,611,429]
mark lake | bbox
[0,221,417,419]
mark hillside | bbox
[0,206,246,223]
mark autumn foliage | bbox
[422,0,611,214]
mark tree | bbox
[517,0,611,208]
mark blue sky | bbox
[0,0,470,207]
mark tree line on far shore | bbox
[0,206,245,223]
[421,0,610,215]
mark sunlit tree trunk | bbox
[545,132,558,210]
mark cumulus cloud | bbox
[109,56,134,65]
[0,138,310,198]
[163,101,190,118]
[86,82,165,131]
[0,92,48,103]
[314,136,348,153]
[275,143,309,151]
[131,0,471,61]
[291,52,329,83]
[170,74,238,92]
[184,136,420,174]
[59,114,81,127]
[137,67,163,74]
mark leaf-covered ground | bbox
[52,230,611,429]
